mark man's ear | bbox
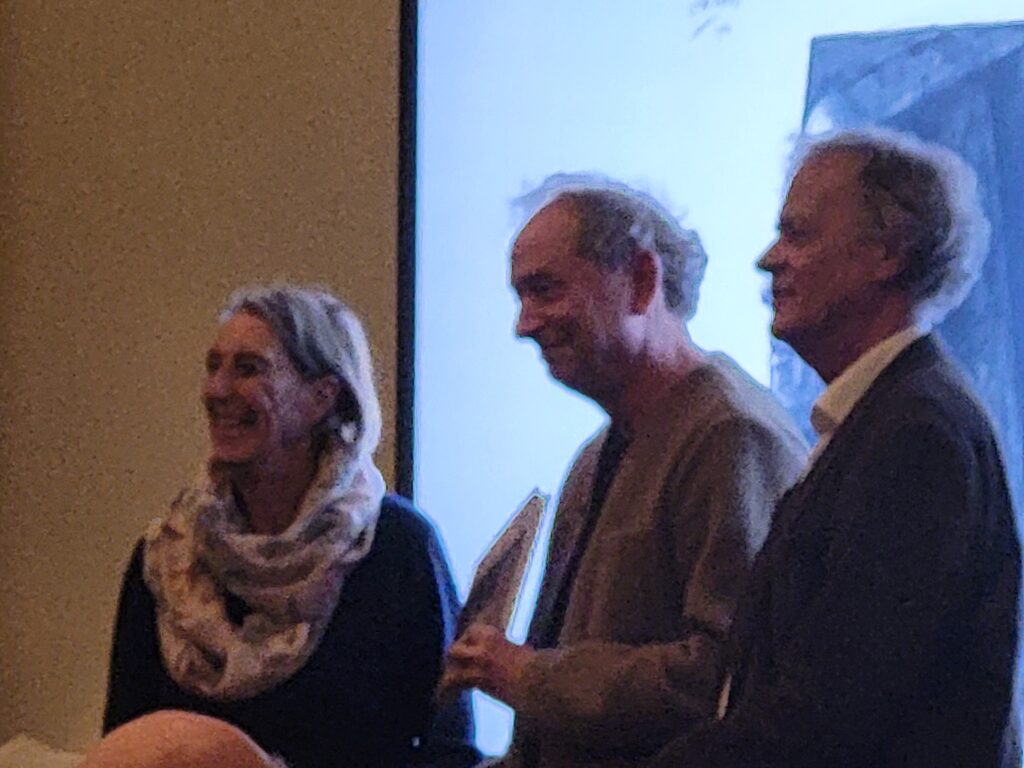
[865,233,908,285]
[629,247,661,314]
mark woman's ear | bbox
[311,376,342,422]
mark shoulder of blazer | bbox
[832,335,964,437]
[851,334,993,438]
[783,336,955,514]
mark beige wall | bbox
[0,0,400,750]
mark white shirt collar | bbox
[810,325,925,441]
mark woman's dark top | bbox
[104,494,479,768]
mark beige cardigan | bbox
[499,355,807,768]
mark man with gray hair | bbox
[441,175,807,768]
[651,129,1021,768]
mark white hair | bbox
[220,284,382,458]
[792,127,991,326]
[513,172,708,320]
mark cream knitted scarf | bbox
[143,444,385,700]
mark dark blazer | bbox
[652,336,1021,768]
[104,494,479,768]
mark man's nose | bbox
[757,239,783,273]
[515,304,542,339]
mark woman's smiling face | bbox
[202,311,323,469]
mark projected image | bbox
[416,1,1024,754]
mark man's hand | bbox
[440,623,536,709]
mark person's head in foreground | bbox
[758,127,989,380]
[82,711,285,768]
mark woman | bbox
[104,285,477,768]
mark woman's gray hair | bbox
[794,127,991,327]
[220,284,382,457]
[514,173,708,320]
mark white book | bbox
[456,489,548,637]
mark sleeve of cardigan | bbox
[513,416,804,755]
[103,539,164,733]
